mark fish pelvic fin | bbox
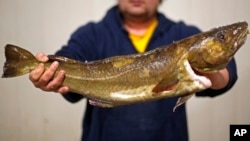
[2,44,38,78]
[173,94,194,112]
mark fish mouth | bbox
[234,28,249,49]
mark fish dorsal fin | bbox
[48,55,80,64]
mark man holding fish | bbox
[28,0,239,141]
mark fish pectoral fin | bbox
[173,94,194,112]
[88,99,115,108]
[152,77,179,94]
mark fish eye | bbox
[217,31,226,41]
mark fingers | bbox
[29,63,45,82]
[29,53,49,82]
[58,86,70,94]
[37,61,59,87]
[29,61,69,93]
[45,70,65,91]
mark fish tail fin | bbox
[2,44,38,78]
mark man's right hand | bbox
[29,52,69,94]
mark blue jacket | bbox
[56,6,237,141]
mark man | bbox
[29,0,237,141]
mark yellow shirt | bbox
[128,19,158,53]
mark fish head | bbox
[188,21,249,72]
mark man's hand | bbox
[199,68,230,90]
[29,53,69,94]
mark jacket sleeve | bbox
[55,23,97,103]
[196,58,238,97]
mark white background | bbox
[0,0,249,141]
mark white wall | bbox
[0,0,249,141]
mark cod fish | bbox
[2,22,248,111]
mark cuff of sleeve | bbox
[196,60,238,97]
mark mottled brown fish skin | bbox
[2,22,248,108]
[188,22,248,72]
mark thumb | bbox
[35,52,49,62]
